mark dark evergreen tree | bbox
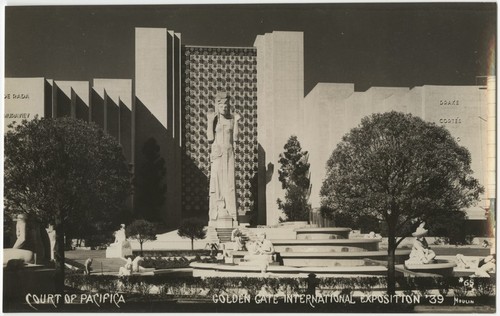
[277,135,312,222]
[135,138,167,222]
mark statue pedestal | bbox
[207,216,239,244]
[106,241,132,258]
[209,215,238,228]
[3,249,34,265]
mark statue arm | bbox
[263,241,275,254]
[257,240,274,254]
[233,111,241,142]
[207,109,215,144]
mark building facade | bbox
[4,27,494,230]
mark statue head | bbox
[120,224,126,229]
[13,214,27,223]
[215,91,229,115]
[258,232,266,241]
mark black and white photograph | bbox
[2,1,497,313]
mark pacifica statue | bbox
[207,91,242,222]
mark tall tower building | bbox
[254,31,305,225]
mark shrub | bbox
[178,218,207,250]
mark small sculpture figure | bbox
[231,228,245,251]
[12,214,29,249]
[106,224,132,259]
[84,258,93,275]
[132,256,143,272]
[241,232,275,273]
[113,224,127,244]
[455,254,476,269]
[405,222,436,265]
[207,91,242,222]
[364,231,377,239]
[118,257,133,276]
[129,256,154,273]
[255,232,275,255]
[456,253,496,277]
[474,254,496,277]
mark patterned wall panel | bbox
[182,46,258,220]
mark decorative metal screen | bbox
[182,46,258,219]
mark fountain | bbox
[191,226,415,278]
[191,98,455,278]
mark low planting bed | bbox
[64,274,495,302]
[132,249,212,257]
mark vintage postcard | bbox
[3,2,496,313]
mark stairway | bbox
[215,228,234,243]
[208,226,259,245]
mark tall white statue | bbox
[46,224,56,261]
[207,91,241,223]
[113,224,127,244]
[106,223,132,259]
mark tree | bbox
[321,205,381,234]
[427,209,469,245]
[4,117,131,293]
[277,135,312,222]
[320,112,483,295]
[177,218,207,250]
[126,219,157,256]
[134,137,167,222]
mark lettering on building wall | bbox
[439,118,462,124]
[4,94,30,100]
[439,100,460,106]
[5,113,31,119]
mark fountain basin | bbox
[279,250,411,267]
[295,227,351,240]
[404,260,456,277]
[190,262,388,278]
[229,250,410,267]
[272,238,381,253]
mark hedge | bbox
[64,274,495,299]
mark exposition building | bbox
[4,27,495,233]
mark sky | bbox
[4,3,497,94]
